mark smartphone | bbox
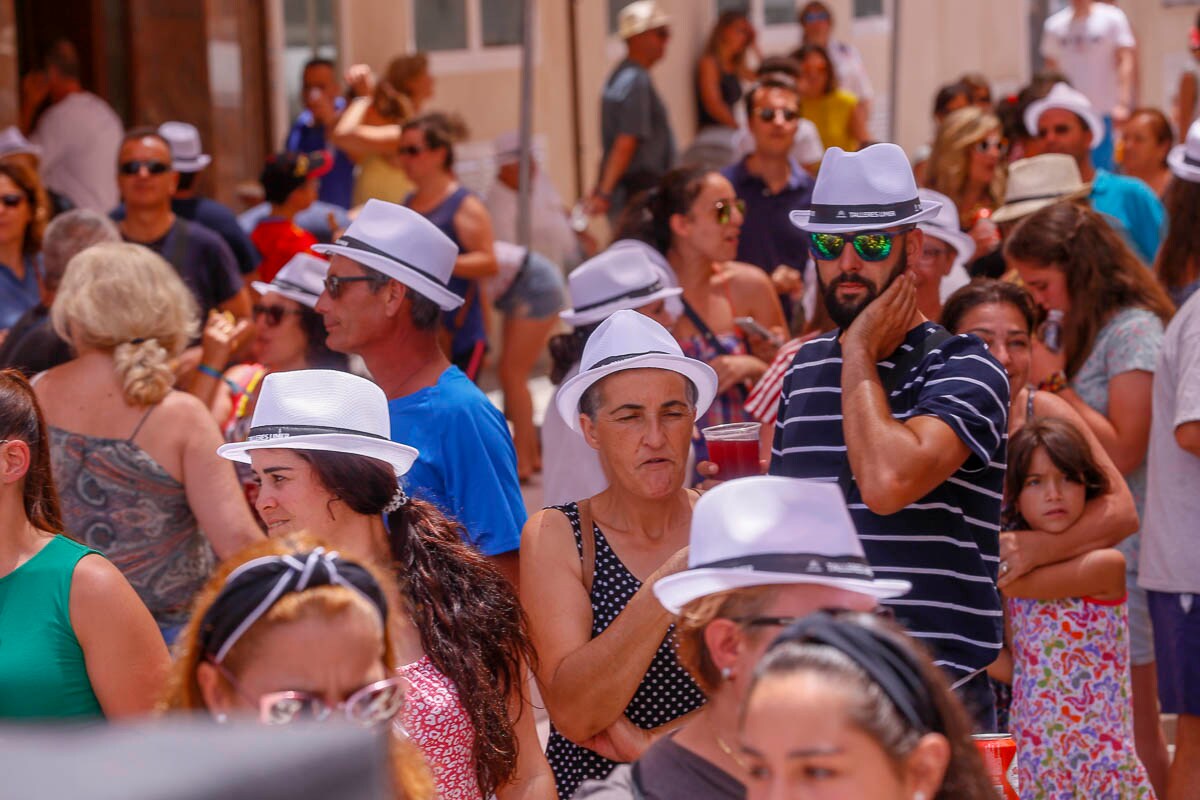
[734,317,783,346]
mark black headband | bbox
[1186,152,1200,168]
[807,198,924,226]
[269,277,319,300]
[769,612,939,734]
[587,350,672,371]
[247,423,389,442]
[198,548,389,664]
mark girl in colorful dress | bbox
[1001,417,1156,799]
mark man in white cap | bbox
[1027,82,1163,264]
[313,199,526,583]
[588,0,676,222]
[769,143,1010,728]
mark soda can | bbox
[972,733,1018,799]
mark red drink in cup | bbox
[702,422,762,480]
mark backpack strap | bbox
[578,498,597,596]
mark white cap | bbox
[1024,83,1105,148]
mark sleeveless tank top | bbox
[0,535,104,719]
[410,186,487,361]
[50,405,216,631]
[545,502,707,798]
[695,64,743,130]
[398,655,482,800]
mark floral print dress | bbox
[1008,593,1155,799]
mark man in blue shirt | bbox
[769,143,1010,728]
[286,58,355,210]
[313,199,525,585]
[1026,82,1164,264]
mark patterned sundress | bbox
[398,655,481,800]
[1008,593,1156,799]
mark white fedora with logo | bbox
[560,245,683,328]
[618,0,670,40]
[312,198,464,311]
[1168,118,1200,184]
[217,370,419,475]
[1023,82,1105,149]
[556,309,717,434]
[251,252,330,309]
[653,476,911,614]
[990,154,1090,224]
[789,143,942,233]
[158,121,212,173]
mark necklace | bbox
[710,717,749,770]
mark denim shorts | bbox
[1148,590,1200,716]
[493,250,565,320]
[1127,580,1156,667]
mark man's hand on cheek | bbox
[843,271,919,362]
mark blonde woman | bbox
[34,242,262,642]
[926,107,1007,260]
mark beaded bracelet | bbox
[197,364,224,380]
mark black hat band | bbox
[809,198,923,226]
[696,551,876,580]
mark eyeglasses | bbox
[808,228,912,262]
[119,160,171,176]
[755,107,800,124]
[398,145,426,157]
[975,137,1008,156]
[252,304,305,327]
[0,193,25,208]
[713,198,746,225]
[324,273,385,299]
[216,664,407,727]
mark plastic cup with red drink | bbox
[701,422,762,480]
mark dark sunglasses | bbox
[217,664,406,727]
[756,107,800,124]
[975,136,1008,156]
[808,227,912,262]
[119,160,171,176]
[0,193,25,208]
[398,145,426,157]
[252,304,305,327]
[324,273,384,299]
[714,198,746,225]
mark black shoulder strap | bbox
[680,297,749,401]
[165,218,190,268]
[836,326,955,500]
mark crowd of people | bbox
[3,0,1200,798]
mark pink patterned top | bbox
[398,656,481,800]
[1008,594,1156,799]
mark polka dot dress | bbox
[545,503,706,798]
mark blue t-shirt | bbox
[769,323,1010,682]
[286,103,356,210]
[388,367,525,556]
[238,201,350,244]
[0,254,40,330]
[1090,168,1164,265]
[721,156,813,274]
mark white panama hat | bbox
[217,370,418,476]
[312,199,464,311]
[653,476,911,614]
[158,121,212,173]
[1023,82,1105,149]
[0,127,42,160]
[251,252,330,309]
[916,188,975,264]
[989,153,1091,225]
[618,0,670,40]
[555,309,717,434]
[560,245,683,328]
[1168,117,1200,184]
[789,143,942,233]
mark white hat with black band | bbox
[312,199,464,311]
[1168,117,1200,184]
[158,121,212,173]
[916,188,975,264]
[560,245,683,328]
[1024,82,1105,149]
[789,143,942,233]
[251,252,330,309]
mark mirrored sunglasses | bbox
[808,228,912,263]
[714,198,746,225]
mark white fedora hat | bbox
[158,121,212,173]
[1168,117,1200,183]
[555,309,717,434]
[990,153,1091,224]
[789,143,942,233]
[217,370,418,475]
[0,126,42,160]
[653,476,911,614]
[1023,82,1105,148]
[312,199,464,311]
[606,239,684,321]
[618,0,670,40]
[493,130,522,167]
[916,188,975,264]
[560,244,683,328]
[251,252,330,309]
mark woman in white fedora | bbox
[1157,117,1200,306]
[217,369,553,800]
[542,244,683,507]
[521,310,719,798]
[573,476,908,800]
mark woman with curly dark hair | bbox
[217,368,552,800]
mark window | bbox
[853,0,885,18]
[712,0,797,30]
[281,0,338,121]
[413,0,523,53]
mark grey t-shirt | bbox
[601,60,677,202]
[1141,291,1200,593]
[574,737,742,800]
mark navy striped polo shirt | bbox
[769,323,1010,682]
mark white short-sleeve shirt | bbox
[1040,3,1136,116]
[29,92,124,212]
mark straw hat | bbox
[990,154,1090,224]
[618,0,670,40]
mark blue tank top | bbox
[412,187,486,360]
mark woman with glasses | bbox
[162,535,435,800]
[216,369,552,800]
[925,107,1007,263]
[0,161,49,335]
[619,166,785,444]
[0,368,169,721]
[35,243,263,642]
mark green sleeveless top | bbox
[0,534,104,719]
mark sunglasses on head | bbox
[217,664,406,727]
[119,160,171,176]
[252,304,305,327]
[324,273,384,299]
[808,227,913,262]
[713,198,746,225]
[0,193,25,208]
[756,107,800,124]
